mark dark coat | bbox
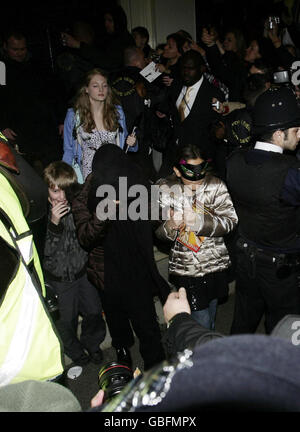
[0,55,62,164]
[169,76,224,159]
[77,31,135,73]
[43,212,88,283]
[71,175,108,292]
[163,312,224,358]
[205,45,247,101]
[72,167,170,304]
[111,65,169,179]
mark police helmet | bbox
[253,86,300,135]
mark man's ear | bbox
[173,166,181,178]
[272,129,284,145]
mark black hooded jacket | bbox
[73,144,170,303]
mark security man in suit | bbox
[226,86,300,334]
[169,50,224,161]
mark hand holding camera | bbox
[155,63,168,74]
[201,28,216,48]
[264,16,281,47]
[265,16,280,31]
[268,28,281,48]
[212,97,225,113]
[189,39,206,57]
[61,32,80,49]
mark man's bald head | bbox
[124,46,146,69]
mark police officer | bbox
[226,86,300,334]
[0,132,64,386]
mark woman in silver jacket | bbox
[155,144,238,329]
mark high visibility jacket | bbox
[0,171,64,386]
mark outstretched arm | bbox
[163,288,224,357]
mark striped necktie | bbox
[178,87,192,122]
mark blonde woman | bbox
[63,68,137,180]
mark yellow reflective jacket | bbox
[0,171,64,386]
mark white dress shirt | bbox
[176,77,204,120]
[254,141,283,154]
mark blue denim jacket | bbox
[62,105,138,169]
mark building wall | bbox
[154,0,196,45]
[119,0,196,49]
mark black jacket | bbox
[163,312,224,358]
[169,76,224,159]
[205,45,247,101]
[227,148,300,252]
[0,55,63,162]
[78,31,135,73]
[43,212,87,282]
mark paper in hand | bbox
[139,62,162,83]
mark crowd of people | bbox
[1,2,300,412]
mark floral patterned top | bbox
[78,127,118,180]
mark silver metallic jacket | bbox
[155,175,238,277]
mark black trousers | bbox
[100,289,165,371]
[50,274,106,361]
[231,246,300,335]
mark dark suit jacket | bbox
[169,76,224,159]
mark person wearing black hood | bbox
[71,144,170,370]
[61,5,135,73]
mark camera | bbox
[98,361,134,403]
[150,52,162,64]
[266,16,280,30]
[273,70,290,84]
[212,100,221,110]
[44,282,60,321]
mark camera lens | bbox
[98,361,133,402]
[44,282,60,321]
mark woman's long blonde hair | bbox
[74,68,120,133]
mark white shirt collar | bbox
[254,141,283,154]
[182,76,203,94]
[177,77,204,111]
